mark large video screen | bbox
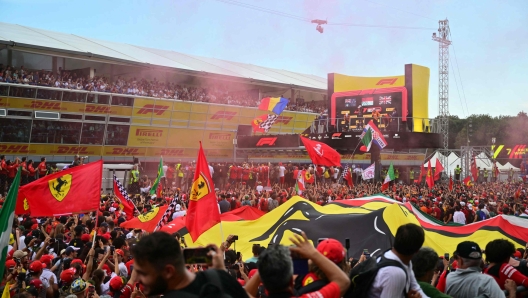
[331,87,407,130]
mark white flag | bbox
[362,163,375,180]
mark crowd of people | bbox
[1,156,528,298]
[0,64,327,113]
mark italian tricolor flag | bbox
[381,162,395,191]
[150,157,163,195]
[0,168,21,277]
[295,170,305,194]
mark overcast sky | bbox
[2,0,527,118]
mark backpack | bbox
[164,270,233,298]
[476,210,487,221]
[344,252,408,298]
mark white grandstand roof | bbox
[0,22,327,92]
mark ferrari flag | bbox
[300,136,341,167]
[18,160,102,217]
[171,195,528,263]
[186,142,221,241]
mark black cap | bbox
[456,241,482,260]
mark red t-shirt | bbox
[28,164,36,177]
[38,161,47,175]
[7,164,17,178]
[0,160,7,174]
[229,167,238,179]
[484,263,528,289]
[20,162,27,176]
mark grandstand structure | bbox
[0,22,325,163]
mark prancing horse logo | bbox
[48,174,72,202]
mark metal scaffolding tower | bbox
[432,20,451,150]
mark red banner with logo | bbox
[300,136,341,167]
[18,161,102,216]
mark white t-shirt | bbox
[208,165,214,177]
[278,166,286,177]
[256,185,263,193]
[369,250,426,298]
[453,211,466,224]
[333,168,340,179]
[172,210,187,219]
[118,262,128,277]
[40,269,57,289]
[101,272,117,294]
[162,165,168,177]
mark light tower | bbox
[432,19,451,150]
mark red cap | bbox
[115,249,125,257]
[514,251,522,258]
[29,261,45,272]
[316,238,345,264]
[60,268,76,283]
[248,269,258,279]
[109,276,124,290]
[81,234,91,242]
[102,264,112,276]
[31,224,38,230]
[39,255,54,267]
[5,259,16,271]
[101,233,111,241]
[71,259,83,266]
[451,260,458,270]
[113,203,119,208]
[29,279,44,290]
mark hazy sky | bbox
[2,0,527,118]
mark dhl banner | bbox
[173,195,528,261]
[0,96,316,135]
[0,97,132,116]
[0,143,233,159]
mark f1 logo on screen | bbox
[210,111,237,120]
[375,78,398,86]
[256,137,278,146]
[137,104,169,115]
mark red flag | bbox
[156,182,163,198]
[344,168,353,187]
[426,160,434,189]
[449,175,454,191]
[304,170,315,184]
[186,142,221,241]
[434,159,444,181]
[15,191,30,215]
[300,136,341,167]
[121,205,169,232]
[471,156,478,182]
[515,185,522,199]
[113,176,135,221]
[19,161,102,217]
[463,176,473,187]
[415,163,425,184]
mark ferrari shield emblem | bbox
[190,172,210,201]
[48,174,72,202]
[23,198,29,211]
[138,206,160,223]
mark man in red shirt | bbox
[229,164,238,185]
[27,160,36,183]
[0,155,7,196]
[6,159,19,190]
[20,157,29,185]
[38,157,47,178]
